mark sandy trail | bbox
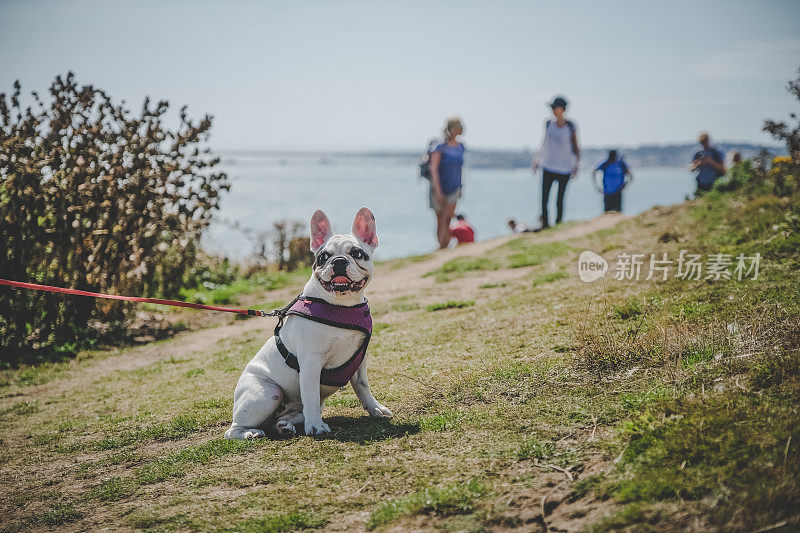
[1,213,625,406]
[368,212,625,300]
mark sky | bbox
[1,0,799,151]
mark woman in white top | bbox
[531,96,581,228]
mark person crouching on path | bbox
[593,149,633,213]
[429,116,466,249]
[450,214,475,244]
[531,96,580,229]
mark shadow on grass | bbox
[328,417,421,443]
[268,417,420,443]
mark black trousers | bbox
[541,169,570,227]
[604,191,622,212]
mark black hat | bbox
[550,96,568,109]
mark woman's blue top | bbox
[435,142,465,195]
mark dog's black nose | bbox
[332,257,349,275]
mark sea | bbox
[203,152,695,261]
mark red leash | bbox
[0,278,276,317]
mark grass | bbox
[597,385,800,531]
[423,240,574,282]
[179,269,307,305]
[87,438,260,501]
[2,166,799,531]
[28,503,84,526]
[499,239,574,268]
[424,256,501,282]
[531,270,569,286]
[227,510,328,532]
[373,295,420,315]
[366,480,488,530]
[425,300,475,312]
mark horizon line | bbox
[216,139,783,155]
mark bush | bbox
[223,218,312,271]
[0,73,229,364]
[763,68,800,195]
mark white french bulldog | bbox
[224,207,393,439]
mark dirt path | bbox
[1,213,625,407]
[367,213,625,300]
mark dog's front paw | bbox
[368,403,393,418]
[243,429,266,439]
[275,420,297,437]
[225,426,266,440]
[304,420,331,436]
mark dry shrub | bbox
[272,220,313,272]
[222,218,312,273]
[0,73,229,364]
[574,299,796,381]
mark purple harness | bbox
[274,295,372,387]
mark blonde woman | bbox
[429,116,465,248]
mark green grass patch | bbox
[516,436,555,461]
[88,438,259,501]
[123,508,175,529]
[605,386,800,529]
[531,270,569,286]
[94,412,225,450]
[680,346,716,368]
[179,269,307,305]
[87,476,137,502]
[479,281,507,289]
[619,386,672,413]
[611,298,643,320]
[0,400,40,418]
[28,503,84,526]
[424,256,501,282]
[419,410,460,432]
[378,295,420,314]
[372,322,393,335]
[367,479,488,530]
[499,240,573,268]
[227,510,328,532]
[425,300,475,312]
[588,503,665,533]
[383,252,435,270]
[135,438,257,484]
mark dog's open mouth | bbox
[318,275,368,293]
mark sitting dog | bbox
[225,207,393,439]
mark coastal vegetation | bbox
[0,73,229,365]
[1,147,797,530]
[0,70,798,531]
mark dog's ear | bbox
[352,207,378,249]
[310,210,334,252]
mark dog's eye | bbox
[316,252,331,266]
[349,248,368,261]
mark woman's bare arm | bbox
[571,129,581,177]
[430,150,443,197]
[532,122,547,171]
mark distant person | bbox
[429,116,466,249]
[690,132,725,192]
[507,218,537,233]
[450,214,475,244]
[531,96,580,229]
[729,150,742,165]
[593,149,633,213]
